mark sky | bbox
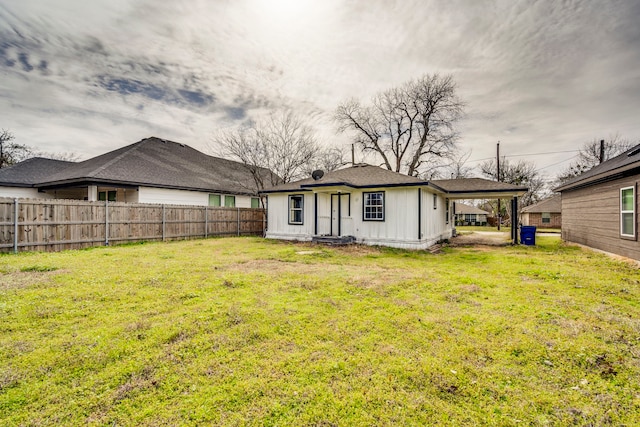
[1,0,640,180]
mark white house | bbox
[262,164,528,250]
[0,137,274,207]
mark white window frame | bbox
[289,194,304,225]
[363,191,385,221]
[621,186,635,238]
[541,212,551,224]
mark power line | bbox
[538,154,578,171]
[467,149,581,164]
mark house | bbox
[0,137,273,207]
[453,203,490,226]
[555,144,640,260]
[261,164,527,250]
[520,195,561,228]
[0,158,74,199]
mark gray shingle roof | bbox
[262,164,427,192]
[521,194,561,213]
[431,178,528,193]
[555,143,640,192]
[0,158,74,187]
[454,203,491,215]
[37,137,273,195]
[262,164,529,196]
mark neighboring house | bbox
[520,195,562,228]
[0,158,74,199]
[261,164,527,250]
[555,144,640,260]
[0,137,273,207]
[453,203,490,226]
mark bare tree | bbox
[34,151,81,162]
[0,129,32,168]
[443,150,473,179]
[335,73,464,177]
[214,110,320,196]
[556,135,637,185]
[480,158,545,209]
[302,146,350,176]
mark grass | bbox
[1,237,640,426]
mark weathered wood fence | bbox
[0,198,265,253]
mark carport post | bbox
[511,197,519,244]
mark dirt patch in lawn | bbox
[0,271,63,291]
[450,232,511,247]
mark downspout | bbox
[314,193,318,235]
[418,188,422,240]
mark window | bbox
[541,212,551,224]
[98,190,116,202]
[363,191,384,221]
[289,195,304,224]
[621,186,635,237]
[251,197,260,208]
[209,194,221,207]
[224,195,236,207]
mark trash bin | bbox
[520,226,536,246]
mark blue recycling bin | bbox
[520,226,536,246]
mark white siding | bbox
[0,186,53,199]
[265,192,314,240]
[266,186,453,249]
[137,186,254,207]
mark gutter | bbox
[555,163,640,192]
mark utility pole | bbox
[496,141,501,231]
[599,139,605,164]
[351,143,355,166]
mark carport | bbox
[431,178,528,244]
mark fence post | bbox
[162,204,166,241]
[105,200,109,246]
[237,207,240,236]
[204,206,208,238]
[13,198,18,254]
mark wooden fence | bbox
[0,198,265,253]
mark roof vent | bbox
[311,170,324,180]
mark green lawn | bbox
[1,237,639,426]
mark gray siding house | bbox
[555,144,640,260]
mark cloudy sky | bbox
[1,0,639,178]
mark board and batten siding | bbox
[137,186,255,207]
[265,187,453,249]
[561,175,639,260]
[265,191,314,240]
